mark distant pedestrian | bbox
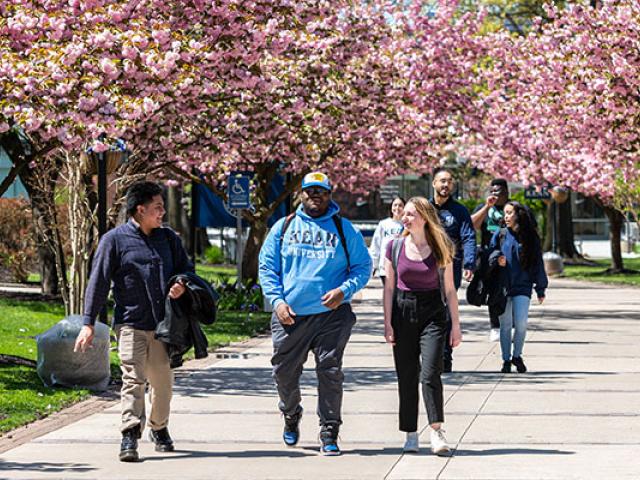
[471,178,510,342]
[74,181,194,462]
[430,167,475,372]
[472,179,538,342]
[369,196,405,287]
[383,197,462,455]
[259,171,371,456]
[491,201,548,374]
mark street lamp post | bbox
[97,148,107,240]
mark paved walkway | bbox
[1,279,639,479]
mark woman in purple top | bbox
[382,197,462,456]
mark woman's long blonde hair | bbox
[402,196,454,267]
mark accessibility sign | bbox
[227,174,251,209]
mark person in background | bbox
[383,197,462,455]
[471,178,510,342]
[430,167,475,373]
[491,201,548,374]
[369,196,405,287]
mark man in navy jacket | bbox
[430,167,476,372]
[74,182,194,462]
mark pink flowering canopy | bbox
[0,0,488,198]
[463,1,640,202]
[0,0,314,154]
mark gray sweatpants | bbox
[271,303,356,426]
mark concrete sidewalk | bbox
[1,279,639,479]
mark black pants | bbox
[392,290,447,431]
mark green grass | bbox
[195,264,236,284]
[0,296,270,434]
[0,298,93,433]
[0,365,88,432]
[563,258,640,287]
[26,264,235,286]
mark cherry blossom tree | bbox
[463,0,640,271]
[0,0,311,299]
[1,0,488,283]
[164,0,488,280]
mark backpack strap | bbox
[332,214,350,273]
[278,213,351,273]
[437,267,447,307]
[391,237,403,280]
[279,213,297,250]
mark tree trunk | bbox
[557,191,581,258]
[242,219,268,283]
[38,244,59,295]
[1,132,64,296]
[19,164,68,301]
[166,186,182,231]
[603,205,625,272]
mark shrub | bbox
[214,277,263,312]
[204,245,224,264]
[0,198,37,282]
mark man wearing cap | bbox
[259,172,371,456]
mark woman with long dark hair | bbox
[382,197,461,455]
[492,201,548,373]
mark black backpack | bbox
[466,228,507,308]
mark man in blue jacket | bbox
[430,167,476,372]
[259,172,371,456]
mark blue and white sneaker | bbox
[319,424,341,456]
[283,408,303,447]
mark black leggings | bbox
[392,290,447,431]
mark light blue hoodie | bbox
[259,201,372,316]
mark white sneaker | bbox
[403,432,419,453]
[489,328,500,342]
[430,428,451,456]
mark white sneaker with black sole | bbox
[430,428,451,456]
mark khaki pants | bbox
[117,326,173,433]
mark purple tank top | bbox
[385,240,440,291]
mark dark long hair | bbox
[389,196,406,215]
[507,201,539,270]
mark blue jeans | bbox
[498,296,530,362]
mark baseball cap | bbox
[301,172,332,191]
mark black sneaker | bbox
[443,359,452,373]
[319,423,341,456]
[119,426,140,462]
[512,357,527,373]
[149,427,175,452]
[283,407,303,446]
[501,360,512,373]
